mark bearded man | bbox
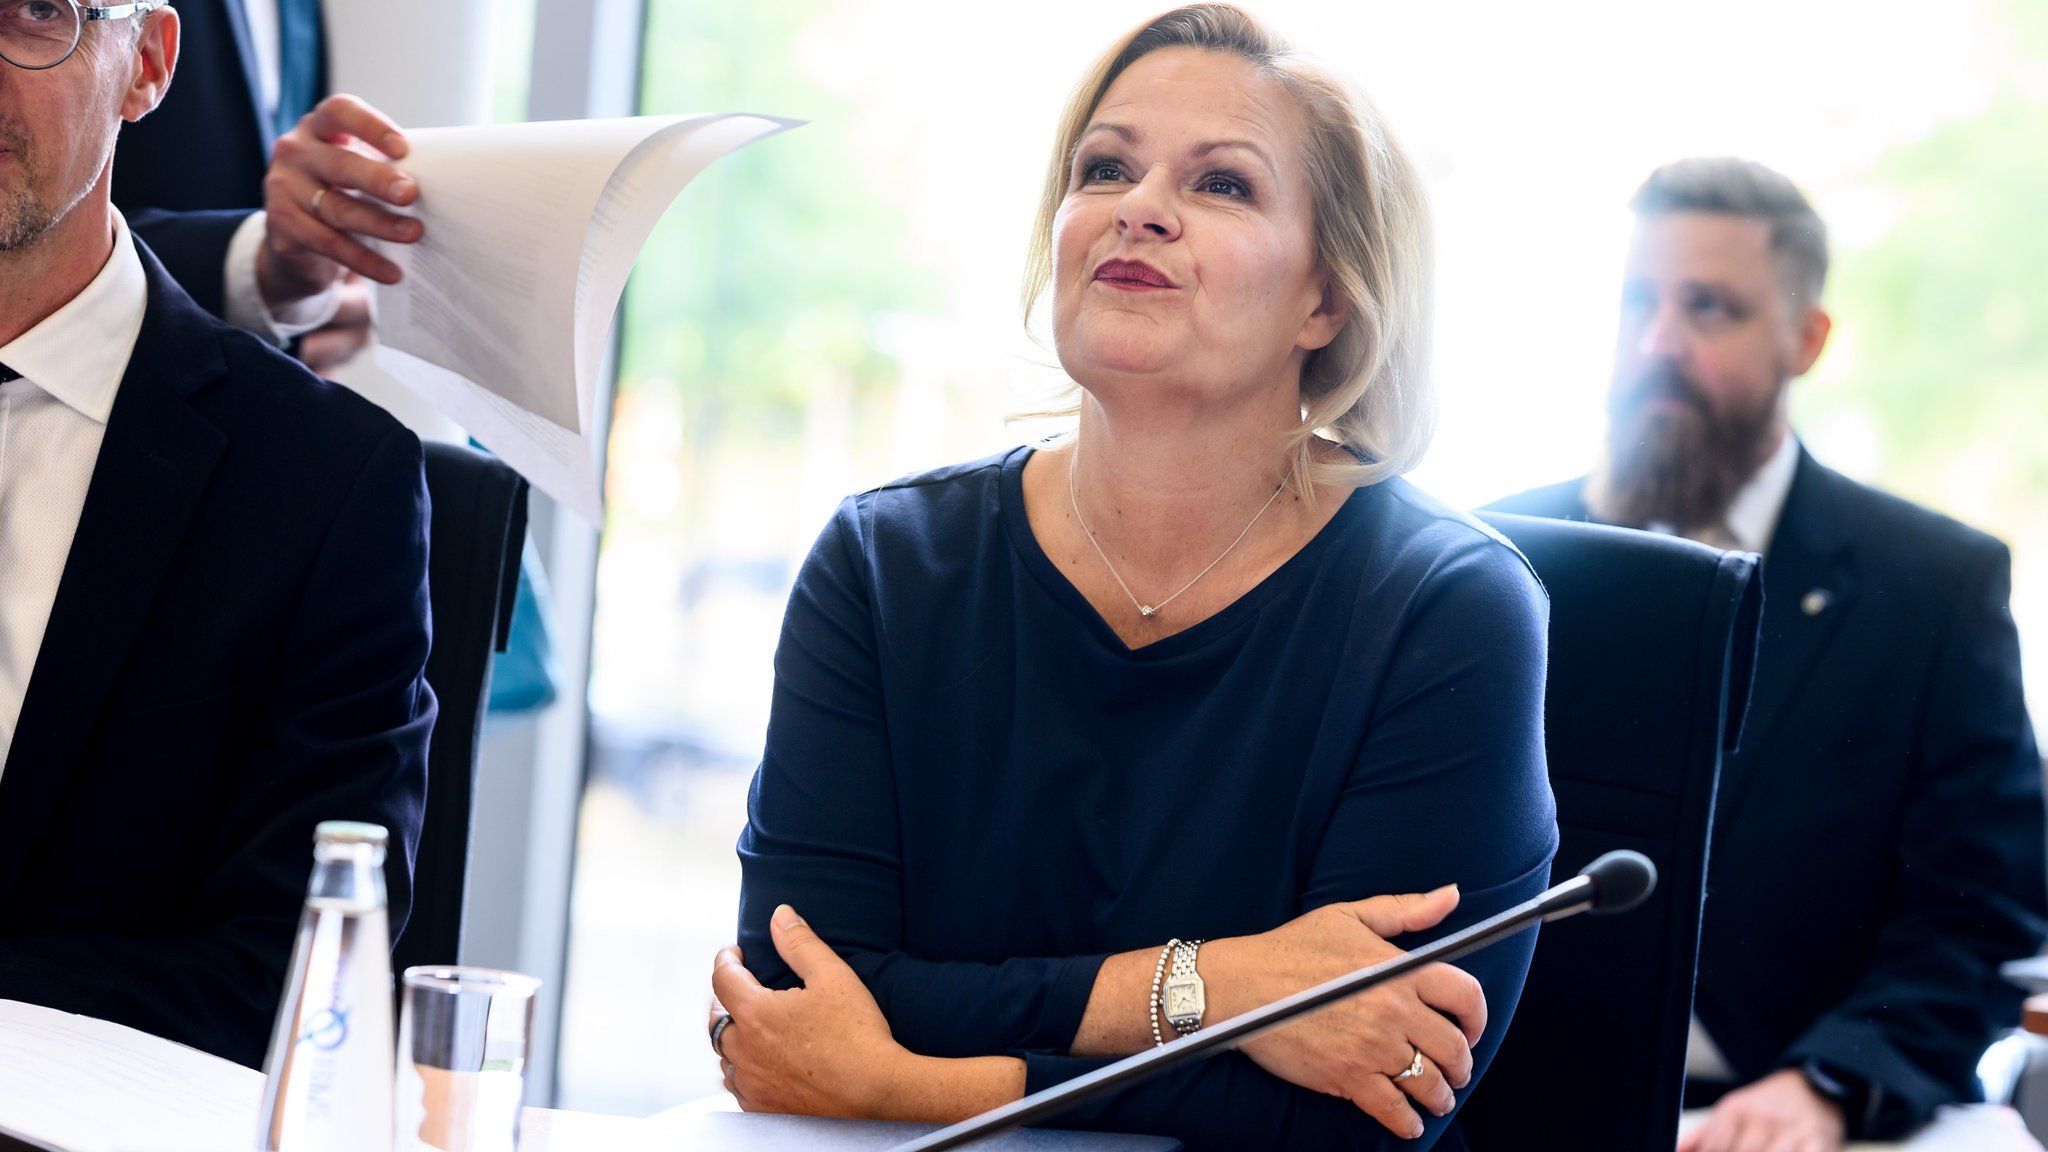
[1491,157,2046,1151]
[0,1,430,1067]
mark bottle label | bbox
[264,902,393,1150]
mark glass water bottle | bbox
[256,820,396,1151]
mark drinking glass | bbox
[396,966,542,1152]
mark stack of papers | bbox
[367,113,797,524]
[0,1000,262,1152]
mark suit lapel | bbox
[0,248,229,899]
[1710,450,1859,829]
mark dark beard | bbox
[1588,366,1776,533]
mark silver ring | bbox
[709,1012,734,1059]
[1391,1045,1425,1082]
[309,186,329,219]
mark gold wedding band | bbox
[1392,1045,1425,1082]
[309,186,328,219]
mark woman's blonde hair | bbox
[1023,3,1436,490]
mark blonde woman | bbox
[710,7,1556,1149]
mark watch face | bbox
[1164,978,1204,1021]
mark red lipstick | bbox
[1093,259,1177,290]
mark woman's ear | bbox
[1299,274,1350,353]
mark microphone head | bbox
[1580,850,1657,914]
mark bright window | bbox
[556,0,2048,1113]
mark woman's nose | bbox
[1114,166,1181,241]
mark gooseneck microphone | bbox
[888,850,1657,1152]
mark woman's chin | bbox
[1059,338,1184,387]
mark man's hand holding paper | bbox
[257,95,424,311]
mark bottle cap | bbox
[314,820,390,846]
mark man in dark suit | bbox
[112,0,325,213]
[1491,157,2048,1150]
[0,1,430,1069]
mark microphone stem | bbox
[890,879,1600,1152]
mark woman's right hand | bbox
[1200,885,1486,1141]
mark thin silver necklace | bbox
[1067,444,1287,619]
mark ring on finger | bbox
[1391,1044,1425,1083]
[708,1011,734,1059]
[309,186,330,220]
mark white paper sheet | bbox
[0,999,262,1152]
[371,113,798,523]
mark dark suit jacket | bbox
[112,0,327,214]
[127,208,250,320]
[0,237,432,1070]
[1492,449,2048,1135]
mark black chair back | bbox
[1456,512,1762,1150]
[394,442,527,978]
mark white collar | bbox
[1724,428,1801,555]
[0,210,148,425]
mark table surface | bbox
[0,1102,2023,1151]
[520,1103,2035,1152]
[523,1105,1178,1152]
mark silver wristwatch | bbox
[1162,938,1206,1036]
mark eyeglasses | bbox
[0,0,162,71]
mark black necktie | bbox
[273,0,322,138]
[0,362,19,384]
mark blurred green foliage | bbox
[1797,0,2048,533]
[617,0,938,537]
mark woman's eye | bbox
[1202,175,1249,198]
[1082,161,1126,184]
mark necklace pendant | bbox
[1139,605,1157,618]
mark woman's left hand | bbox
[709,904,911,1117]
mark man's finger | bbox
[315,186,422,245]
[303,93,410,159]
[1725,1114,1766,1152]
[294,222,401,286]
[328,277,374,327]
[274,132,418,211]
[1758,1130,1805,1152]
[1347,885,1459,939]
[1692,1111,1739,1152]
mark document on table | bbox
[370,113,798,523]
[0,999,262,1152]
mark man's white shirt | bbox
[0,213,149,774]
[241,0,282,125]
[1723,428,1800,556]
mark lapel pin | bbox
[1800,589,1832,617]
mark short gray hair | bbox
[1630,157,1828,308]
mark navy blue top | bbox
[737,446,1558,1150]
